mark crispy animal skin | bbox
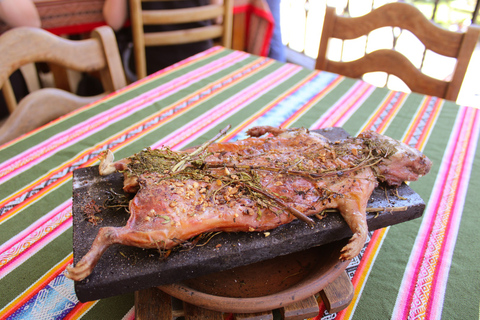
[66,127,431,281]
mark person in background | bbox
[0,0,41,121]
[0,0,41,28]
[265,0,286,62]
[102,0,128,31]
[103,0,214,79]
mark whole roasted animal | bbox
[66,126,432,281]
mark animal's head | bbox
[358,131,432,186]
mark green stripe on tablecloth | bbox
[288,77,362,130]
[109,62,291,151]
[340,87,393,135]
[2,52,274,205]
[1,54,266,202]
[0,49,234,161]
[408,101,458,198]
[441,144,480,318]
[0,54,263,201]
[382,93,426,140]
[440,106,480,318]
[0,182,72,244]
[120,48,235,99]
[0,149,76,201]
[184,69,317,148]
[0,229,73,308]
[76,54,265,149]
[351,101,460,318]
[0,222,133,317]
[81,294,134,320]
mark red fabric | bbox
[233,1,274,56]
[45,22,107,36]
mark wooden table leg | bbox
[319,271,354,314]
[135,287,173,320]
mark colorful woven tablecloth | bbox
[1,47,479,319]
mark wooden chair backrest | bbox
[0,26,127,112]
[0,26,127,144]
[315,2,480,101]
[129,0,233,79]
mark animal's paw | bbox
[339,232,365,261]
[99,150,116,175]
[65,260,92,281]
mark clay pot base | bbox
[159,238,350,314]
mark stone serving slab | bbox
[71,127,426,301]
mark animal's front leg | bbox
[331,171,375,261]
[339,209,368,260]
[337,198,369,261]
[66,226,120,281]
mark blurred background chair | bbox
[129,0,233,80]
[315,2,480,102]
[0,26,127,144]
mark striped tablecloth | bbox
[1,47,479,319]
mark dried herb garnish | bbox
[84,199,103,225]
[120,127,398,227]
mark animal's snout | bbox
[414,154,433,176]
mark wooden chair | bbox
[129,0,233,80]
[316,2,480,101]
[0,26,127,144]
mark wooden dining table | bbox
[0,46,479,319]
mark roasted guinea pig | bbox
[66,126,432,281]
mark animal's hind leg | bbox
[66,226,120,281]
[66,226,164,281]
